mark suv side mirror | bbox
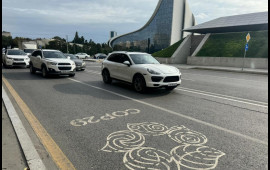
[123,61,131,66]
[67,56,71,59]
[37,55,41,59]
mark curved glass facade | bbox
[109,0,195,53]
[111,0,174,53]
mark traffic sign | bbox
[245,43,248,51]
[246,33,251,42]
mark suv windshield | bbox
[7,50,26,55]
[24,49,35,53]
[43,51,66,59]
[129,54,160,64]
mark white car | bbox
[29,49,76,78]
[2,49,30,68]
[75,53,90,59]
[101,51,181,93]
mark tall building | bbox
[110,31,117,39]
[108,0,195,53]
[2,31,11,37]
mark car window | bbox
[120,54,131,63]
[31,51,38,57]
[43,51,66,58]
[107,54,117,62]
[129,54,160,64]
[7,50,26,55]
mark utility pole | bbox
[66,35,69,53]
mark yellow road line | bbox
[2,77,76,170]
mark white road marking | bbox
[176,88,268,108]
[101,122,225,170]
[182,72,268,84]
[84,69,267,108]
[68,78,268,146]
[178,87,268,105]
[2,87,46,170]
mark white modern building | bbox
[108,0,196,53]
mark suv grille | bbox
[163,76,179,82]
[58,67,72,70]
[13,58,24,61]
[151,76,163,82]
[58,63,71,65]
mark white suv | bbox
[101,52,181,93]
[2,49,30,68]
[29,49,76,78]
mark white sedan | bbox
[75,53,90,59]
[101,52,181,93]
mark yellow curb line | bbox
[2,77,76,170]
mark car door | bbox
[32,50,43,69]
[106,53,120,79]
[117,54,133,82]
[31,51,38,68]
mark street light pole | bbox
[66,35,69,53]
[242,48,247,71]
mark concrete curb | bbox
[191,67,268,75]
[2,86,46,170]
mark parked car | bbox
[64,53,86,71]
[29,49,76,78]
[75,53,90,59]
[24,49,36,57]
[101,51,181,93]
[94,53,107,59]
[2,49,30,68]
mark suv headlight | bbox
[82,61,85,65]
[48,62,57,65]
[147,68,161,75]
[71,62,75,66]
[6,57,13,60]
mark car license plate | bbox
[61,70,69,73]
[168,83,177,87]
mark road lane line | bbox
[2,87,46,170]
[68,78,268,146]
[182,72,268,84]
[176,88,268,108]
[178,87,268,105]
[84,70,266,107]
[2,77,76,170]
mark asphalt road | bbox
[2,62,268,170]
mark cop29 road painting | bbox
[101,122,225,170]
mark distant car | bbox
[2,49,30,68]
[24,49,36,57]
[29,49,76,78]
[102,51,182,93]
[75,53,90,59]
[64,53,86,71]
[94,53,107,59]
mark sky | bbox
[2,0,268,43]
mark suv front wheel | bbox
[133,75,146,93]
[102,69,112,84]
[30,64,36,74]
[42,66,48,78]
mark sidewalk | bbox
[2,101,28,170]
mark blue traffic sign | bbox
[245,43,248,51]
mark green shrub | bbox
[152,38,185,58]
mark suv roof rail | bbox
[111,51,128,53]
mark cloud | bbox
[2,0,268,43]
